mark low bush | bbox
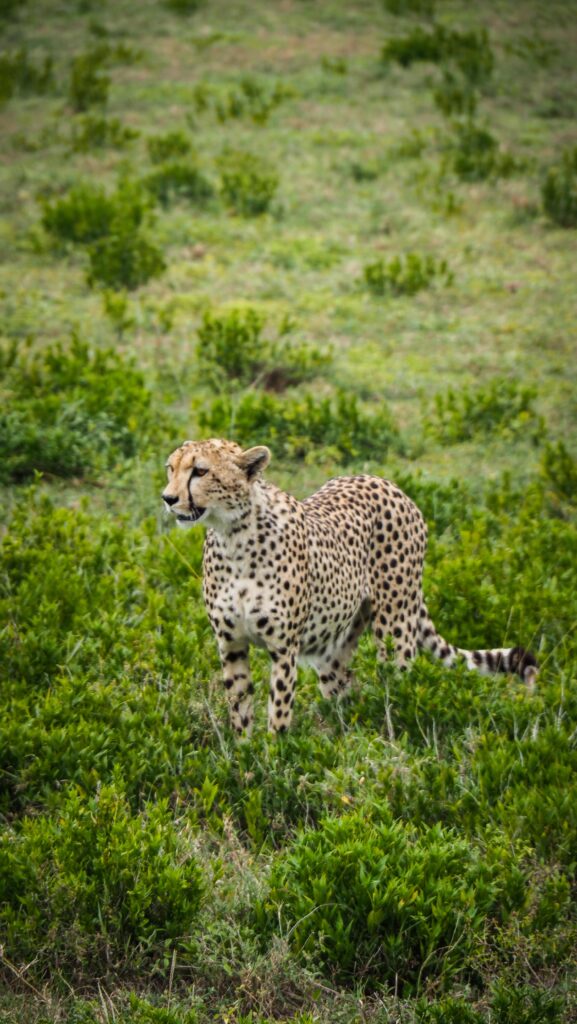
[196,306,330,390]
[541,440,577,501]
[383,0,435,17]
[198,389,401,463]
[541,146,577,227]
[68,49,110,111]
[433,69,477,118]
[87,224,166,290]
[164,0,204,13]
[0,782,204,979]
[70,114,139,152]
[144,161,214,208]
[215,76,292,126]
[218,149,279,216]
[427,378,541,444]
[41,180,151,246]
[0,335,155,481]
[382,25,494,86]
[261,810,525,988]
[447,120,521,182]
[147,129,192,164]
[0,48,54,104]
[364,252,453,296]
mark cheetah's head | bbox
[162,438,271,530]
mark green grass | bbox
[1,0,577,1021]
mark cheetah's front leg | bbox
[218,641,254,738]
[268,648,298,734]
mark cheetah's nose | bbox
[163,494,179,506]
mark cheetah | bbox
[162,438,538,737]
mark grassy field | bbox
[1,0,577,1021]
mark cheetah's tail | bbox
[417,603,538,689]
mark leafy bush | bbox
[447,120,520,182]
[68,49,110,111]
[0,782,204,978]
[0,336,155,481]
[218,149,279,216]
[41,181,150,246]
[383,0,435,17]
[196,306,330,390]
[0,48,54,104]
[433,69,477,118]
[262,811,524,988]
[541,440,577,501]
[427,378,541,444]
[147,129,192,164]
[364,252,453,296]
[70,114,140,153]
[87,224,166,290]
[541,146,577,227]
[163,0,204,13]
[215,76,292,126]
[198,389,401,462]
[382,25,494,86]
[144,161,214,207]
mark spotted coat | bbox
[162,439,538,736]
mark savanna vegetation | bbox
[1,0,576,1021]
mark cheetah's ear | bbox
[239,446,271,479]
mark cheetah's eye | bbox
[192,466,209,478]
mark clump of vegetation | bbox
[69,114,139,153]
[68,49,110,111]
[541,146,577,227]
[364,252,453,296]
[443,120,522,182]
[197,306,331,390]
[0,48,54,104]
[146,129,192,164]
[382,25,494,86]
[0,782,204,978]
[383,0,435,17]
[217,148,279,216]
[433,68,478,118]
[0,336,156,481]
[87,224,166,291]
[427,378,542,444]
[163,0,204,13]
[260,810,524,988]
[198,389,401,462]
[40,181,164,290]
[541,440,577,501]
[215,76,292,126]
[144,161,214,207]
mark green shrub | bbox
[147,129,192,164]
[68,50,110,111]
[262,811,524,988]
[541,440,577,501]
[87,224,166,290]
[447,121,503,181]
[218,149,279,216]
[383,0,435,17]
[541,146,577,227]
[364,252,453,296]
[163,0,203,13]
[415,997,482,1024]
[489,981,565,1024]
[0,335,155,481]
[382,26,494,86]
[198,389,401,463]
[215,76,292,126]
[0,782,204,978]
[427,378,541,444]
[433,69,477,118]
[70,114,140,153]
[0,48,54,104]
[144,161,214,207]
[41,180,150,246]
[196,306,330,390]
